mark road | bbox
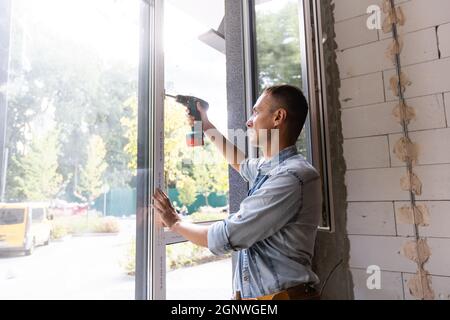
[0,219,231,300]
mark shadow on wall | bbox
[311,0,354,300]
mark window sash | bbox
[243,0,334,230]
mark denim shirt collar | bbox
[258,145,298,175]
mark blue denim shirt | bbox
[207,146,322,298]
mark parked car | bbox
[49,200,88,216]
[0,203,53,255]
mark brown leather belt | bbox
[234,283,321,300]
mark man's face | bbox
[246,92,277,147]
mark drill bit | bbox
[165,93,177,99]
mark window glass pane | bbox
[0,0,140,299]
[31,208,44,222]
[166,242,231,300]
[163,0,232,300]
[0,209,25,225]
[163,0,229,223]
[254,0,311,159]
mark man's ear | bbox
[273,108,288,127]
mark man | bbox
[152,84,322,300]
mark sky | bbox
[12,0,140,64]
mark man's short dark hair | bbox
[264,84,309,143]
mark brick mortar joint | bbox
[384,0,434,300]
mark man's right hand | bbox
[183,99,245,173]
[185,101,212,131]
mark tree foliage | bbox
[12,131,62,201]
[255,1,308,157]
[4,1,230,209]
[176,175,197,207]
[75,135,107,202]
[121,97,138,172]
[191,143,229,206]
[5,3,137,202]
[255,1,302,92]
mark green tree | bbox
[6,3,138,201]
[12,131,62,201]
[163,100,192,187]
[255,1,302,91]
[122,97,192,187]
[214,159,229,196]
[75,135,107,203]
[121,97,138,172]
[176,175,197,207]
[255,1,308,157]
[192,142,229,207]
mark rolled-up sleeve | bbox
[208,171,303,255]
[208,220,235,255]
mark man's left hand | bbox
[151,188,181,228]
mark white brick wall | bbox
[425,238,450,276]
[335,14,378,50]
[340,72,385,108]
[384,58,450,101]
[350,236,450,276]
[348,235,417,273]
[351,268,404,300]
[346,165,450,201]
[396,201,450,238]
[389,128,450,167]
[354,238,450,285]
[342,94,446,139]
[332,0,408,23]
[344,136,390,169]
[445,93,450,127]
[334,0,450,299]
[403,273,450,300]
[386,0,450,36]
[338,27,438,79]
[414,165,450,200]
[346,168,406,201]
[347,202,396,236]
[438,23,450,58]
[333,0,381,23]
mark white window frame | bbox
[145,0,229,300]
[142,0,166,300]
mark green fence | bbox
[167,188,228,214]
[93,187,136,217]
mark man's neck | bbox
[261,142,293,160]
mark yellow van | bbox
[0,203,53,255]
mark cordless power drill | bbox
[166,94,209,147]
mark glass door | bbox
[149,0,232,300]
